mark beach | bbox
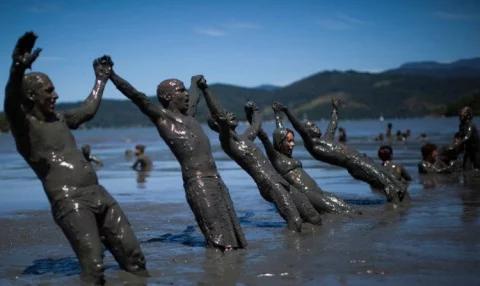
[0,118,479,285]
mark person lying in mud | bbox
[419,143,456,174]
[132,144,152,172]
[273,99,408,203]
[81,144,103,167]
[448,106,480,171]
[196,77,322,231]
[4,32,147,284]
[255,108,354,214]
[378,145,411,183]
[109,64,246,251]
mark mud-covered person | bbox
[108,62,246,251]
[450,107,480,171]
[132,144,152,172]
[378,145,411,183]
[196,76,320,231]
[418,143,455,174]
[4,32,148,284]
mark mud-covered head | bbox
[421,143,438,163]
[81,144,91,156]
[304,120,322,138]
[135,144,146,156]
[22,72,58,117]
[156,79,189,113]
[378,145,393,162]
[459,106,473,123]
[273,127,295,157]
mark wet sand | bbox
[1,181,479,285]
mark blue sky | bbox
[1,0,479,103]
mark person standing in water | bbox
[449,106,480,171]
[378,145,411,183]
[132,144,152,172]
[273,99,408,203]
[4,32,147,284]
[196,76,322,231]
[109,62,246,250]
[256,104,354,214]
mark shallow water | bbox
[0,118,479,285]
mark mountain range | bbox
[1,57,479,130]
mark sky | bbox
[0,0,479,104]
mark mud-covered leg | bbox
[269,183,303,232]
[100,204,148,277]
[55,210,105,285]
[308,191,355,214]
[289,189,322,225]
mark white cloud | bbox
[317,13,367,31]
[194,27,227,37]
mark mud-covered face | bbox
[158,79,189,114]
[305,120,321,138]
[459,107,472,123]
[225,112,238,128]
[170,82,189,114]
[31,75,58,117]
[279,131,295,157]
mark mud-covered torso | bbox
[307,136,354,166]
[154,113,218,180]
[220,133,284,187]
[460,122,480,167]
[270,152,319,192]
[12,113,98,202]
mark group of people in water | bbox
[4,32,479,284]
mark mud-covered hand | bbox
[194,75,208,90]
[272,101,287,113]
[245,100,259,112]
[93,55,113,80]
[12,32,42,70]
[331,97,345,109]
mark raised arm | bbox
[243,101,262,141]
[187,75,202,117]
[109,67,163,120]
[273,102,309,139]
[4,32,41,129]
[63,56,112,129]
[257,128,279,163]
[324,97,340,142]
[196,76,224,121]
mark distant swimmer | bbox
[274,99,408,203]
[418,143,455,174]
[81,144,103,167]
[125,149,134,160]
[378,145,411,183]
[386,122,393,141]
[132,144,152,172]
[374,133,384,142]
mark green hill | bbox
[1,57,479,130]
